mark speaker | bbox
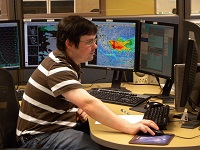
[133,72,149,84]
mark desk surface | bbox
[86,83,200,150]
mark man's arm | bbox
[62,88,158,135]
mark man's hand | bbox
[128,119,159,135]
[76,108,88,123]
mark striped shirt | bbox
[16,49,83,138]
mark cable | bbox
[188,97,197,111]
[122,71,135,86]
[123,71,127,82]
[155,76,163,94]
[175,134,200,139]
[168,119,200,139]
[15,69,20,90]
[149,74,163,95]
[121,71,127,86]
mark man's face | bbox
[69,35,97,64]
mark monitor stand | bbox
[143,78,174,103]
[104,70,131,92]
[181,110,200,129]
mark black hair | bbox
[56,15,97,52]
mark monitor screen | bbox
[83,19,139,91]
[135,21,178,98]
[24,20,59,68]
[84,19,139,71]
[0,20,21,69]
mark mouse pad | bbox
[129,134,175,145]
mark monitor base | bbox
[174,111,200,129]
[181,120,200,129]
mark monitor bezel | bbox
[81,18,140,72]
[135,20,178,80]
[0,20,21,70]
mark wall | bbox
[191,0,200,13]
[155,0,176,14]
[75,0,99,13]
[105,0,155,16]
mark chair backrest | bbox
[0,68,20,149]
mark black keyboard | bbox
[143,105,170,130]
[88,88,151,107]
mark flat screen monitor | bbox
[135,20,178,99]
[178,19,200,128]
[24,20,59,68]
[0,20,21,69]
[83,19,139,91]
[180,39,198,109]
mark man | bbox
[17,15,159,149]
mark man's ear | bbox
[65,39,73,49]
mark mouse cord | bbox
[168,120,200,139]
[175,134,200,139]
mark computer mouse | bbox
[137,129,164,136]
[153,129,164,136]
[144,101,163,109]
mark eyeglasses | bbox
[80,38,97,46]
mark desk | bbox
[86,83,200,150]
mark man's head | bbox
[56,15,97,52]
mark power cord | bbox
[15,69,20,90]
[155,75,163,94]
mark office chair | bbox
[0,68,20,149]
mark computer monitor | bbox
[0,20,21,69]
[178,19,200,128]
[135,20,178,100]
[83,19,140,91]
[23,20,59,68]
[180,39,198,108]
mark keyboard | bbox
[88,88,151,107]
[16,89,25,100]
[143,105,170,130]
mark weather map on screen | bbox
[24,21,59,68]
[85,20,137,70]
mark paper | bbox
[95,115,144,124]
